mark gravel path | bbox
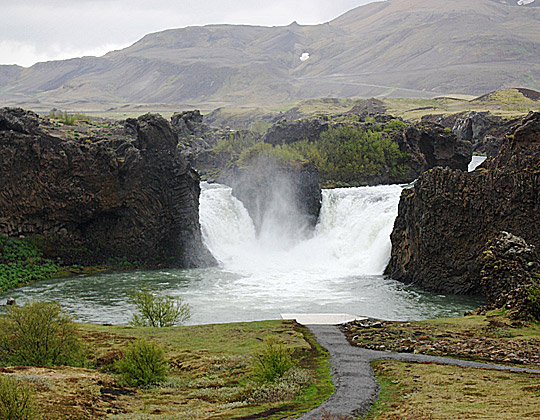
[298,325,540,419]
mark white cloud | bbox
[0,40,128,67]
[0,1,381,67]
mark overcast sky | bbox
[0,0,380,67]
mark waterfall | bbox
[4,181,483,325]
[199,182,403,280]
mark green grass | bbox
[0,236,60,292]
[366,361,540,420]
[76,320,333,419]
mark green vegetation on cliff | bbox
[0,236,60,292]
[296,125,410,183]
[213,124,410,186]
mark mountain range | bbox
[1,0,539,111]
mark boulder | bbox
[480,232,540,320]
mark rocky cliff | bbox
[386,112,540,296]
[0,108,215,268]
[421,111,520,157]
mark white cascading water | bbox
[200,182,403,287]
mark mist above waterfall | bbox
[221,160,321,250]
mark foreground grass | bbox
[348,312,540,420]
[367,361,540,420]
[2,320,332,420]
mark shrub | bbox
[384,119,407,132]
[0,375,39,420]
[48,111,90,125]
[247,367,310,403]
[116,338,167,387]
[237,142,306,168]
[251,335,294,383]
[0,300,83,367]
[129,289,191,327]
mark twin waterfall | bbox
[200,182,403,281]
[4,179,483,325]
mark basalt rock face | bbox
[421,112,519,157]
[480,232,540,320]
[386,112,540,296]
[0,108,215,268]
[398,123,472,176]
[171,110,207,138]
[263,118,329,146]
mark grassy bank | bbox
[367,361,540,420]
[1,320,333,420]
[349,312,540,420]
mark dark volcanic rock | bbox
[480,232,540,320]
[346,98,387,117]
[0,107,40,134]
[0,108,215,268]
[171,110,207,138]
[398,122,472,175]
[386,112,540,296]
[263,118,329,146]
[422,111,519,157]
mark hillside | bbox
[1,0,539,111]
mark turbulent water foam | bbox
[468,155,487,172]
[200,182,403,279]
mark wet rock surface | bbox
[0,108,214,268]
[386,112,540,296]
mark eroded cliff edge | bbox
[386,112,540,298]
[0,108,215,268]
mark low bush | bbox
[247,367,311,403]
[0,375,39,420]
[0,300,83,367]
[48,111,90,125]
[129,289,191,327]
[116,338,167,387]
[251,335,295,383]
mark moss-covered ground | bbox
[366,361,540,420]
